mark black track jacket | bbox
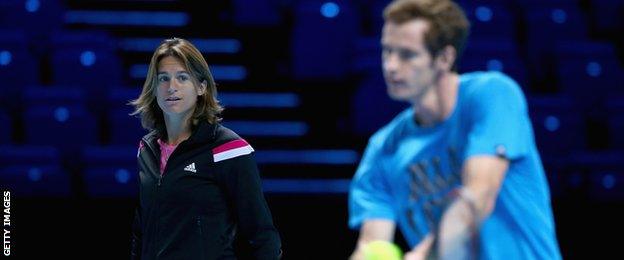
[131,122,281,259]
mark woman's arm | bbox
[221,153,282,259]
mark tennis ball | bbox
[363,240,403,260]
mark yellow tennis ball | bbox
[363,240,403,260]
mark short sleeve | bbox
[348,135,396,229]
[463,73,532,161]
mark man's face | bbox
[381,19,439,103]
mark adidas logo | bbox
[184,163,197,173]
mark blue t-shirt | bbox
[349,72,561,260]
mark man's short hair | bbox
[384,0,470,70]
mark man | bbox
[348,0,562,259]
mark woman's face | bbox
[155,56,204,119]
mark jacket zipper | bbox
[143,137,189,187]
[140,136,190,257]
[159,142,185,186]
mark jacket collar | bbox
[143,120,218,148]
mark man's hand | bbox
[434,156,509,259]
[404,234,434,260]
[350,220,396,260]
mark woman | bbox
[130,38,281,259]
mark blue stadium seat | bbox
[368,0,392,35]
[0,165,71,197]
[351,73,408,136]
[22,86,86,108]
[0,30,39,87]
[24,105,98,151]
[50,30,115,49]
[528,96,586,158]
[50,31,121,89]
[84,167,138,198]
[555,41,624,98]
[109,108,145,145]
[0,145,60,165]
[0,145,68,197]
[107,87,140,111]
[523,1,588,82]
[21,86,111,130]
[107,88,145,144]
[460,37,528,88]
[566,151,624,201]
[81,146,138,198]
[50,48,122,89]
[352,36,382,73]
[590,170,624,201]
[369,0,515,36]
[521,0,586,39]
[460,3,516,38]
[0,0,64,38]
[291,0,360,80]
[81,145,137,168]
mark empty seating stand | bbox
[49,31,122,92]
[291,0,360,80]
[81,145,138,198]
[0,145,70,197]
[555,41,624,100]
[528,96,586,159]
[0,30,39,88]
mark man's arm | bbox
[350,220,396,260]
[436,155,508,259]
